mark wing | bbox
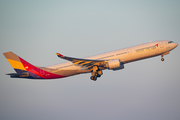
[56,53,108,69]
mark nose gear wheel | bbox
[161,58,164,61]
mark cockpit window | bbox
[168,41,174,44]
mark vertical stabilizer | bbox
[3,52,30,74]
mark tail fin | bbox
[3,51,30,74]
[3,51,39,78]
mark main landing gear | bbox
[90,70,103,81]
[90,66,103,81]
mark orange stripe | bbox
[7,59,26,70]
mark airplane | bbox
[3,40,178,81]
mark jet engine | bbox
[105,59,124,71]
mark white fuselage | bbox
[47,40,178,76]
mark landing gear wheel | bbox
[161,58,164,61]
[93,77,97,81]
[90,76,97,81]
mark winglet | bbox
[56,53,64,57]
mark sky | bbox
[0,0,180,120]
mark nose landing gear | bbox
[161,51,170,61]
[161,54,164,61]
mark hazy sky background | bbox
[0,0,180,120]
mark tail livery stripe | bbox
[18,57,46,79]
[6,59,27,71]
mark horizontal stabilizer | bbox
[6,72,30,78]
[6,72,29,76]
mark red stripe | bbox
[19,57,66,79]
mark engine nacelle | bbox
[105,59,124,71]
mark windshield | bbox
[168,41,174,44]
